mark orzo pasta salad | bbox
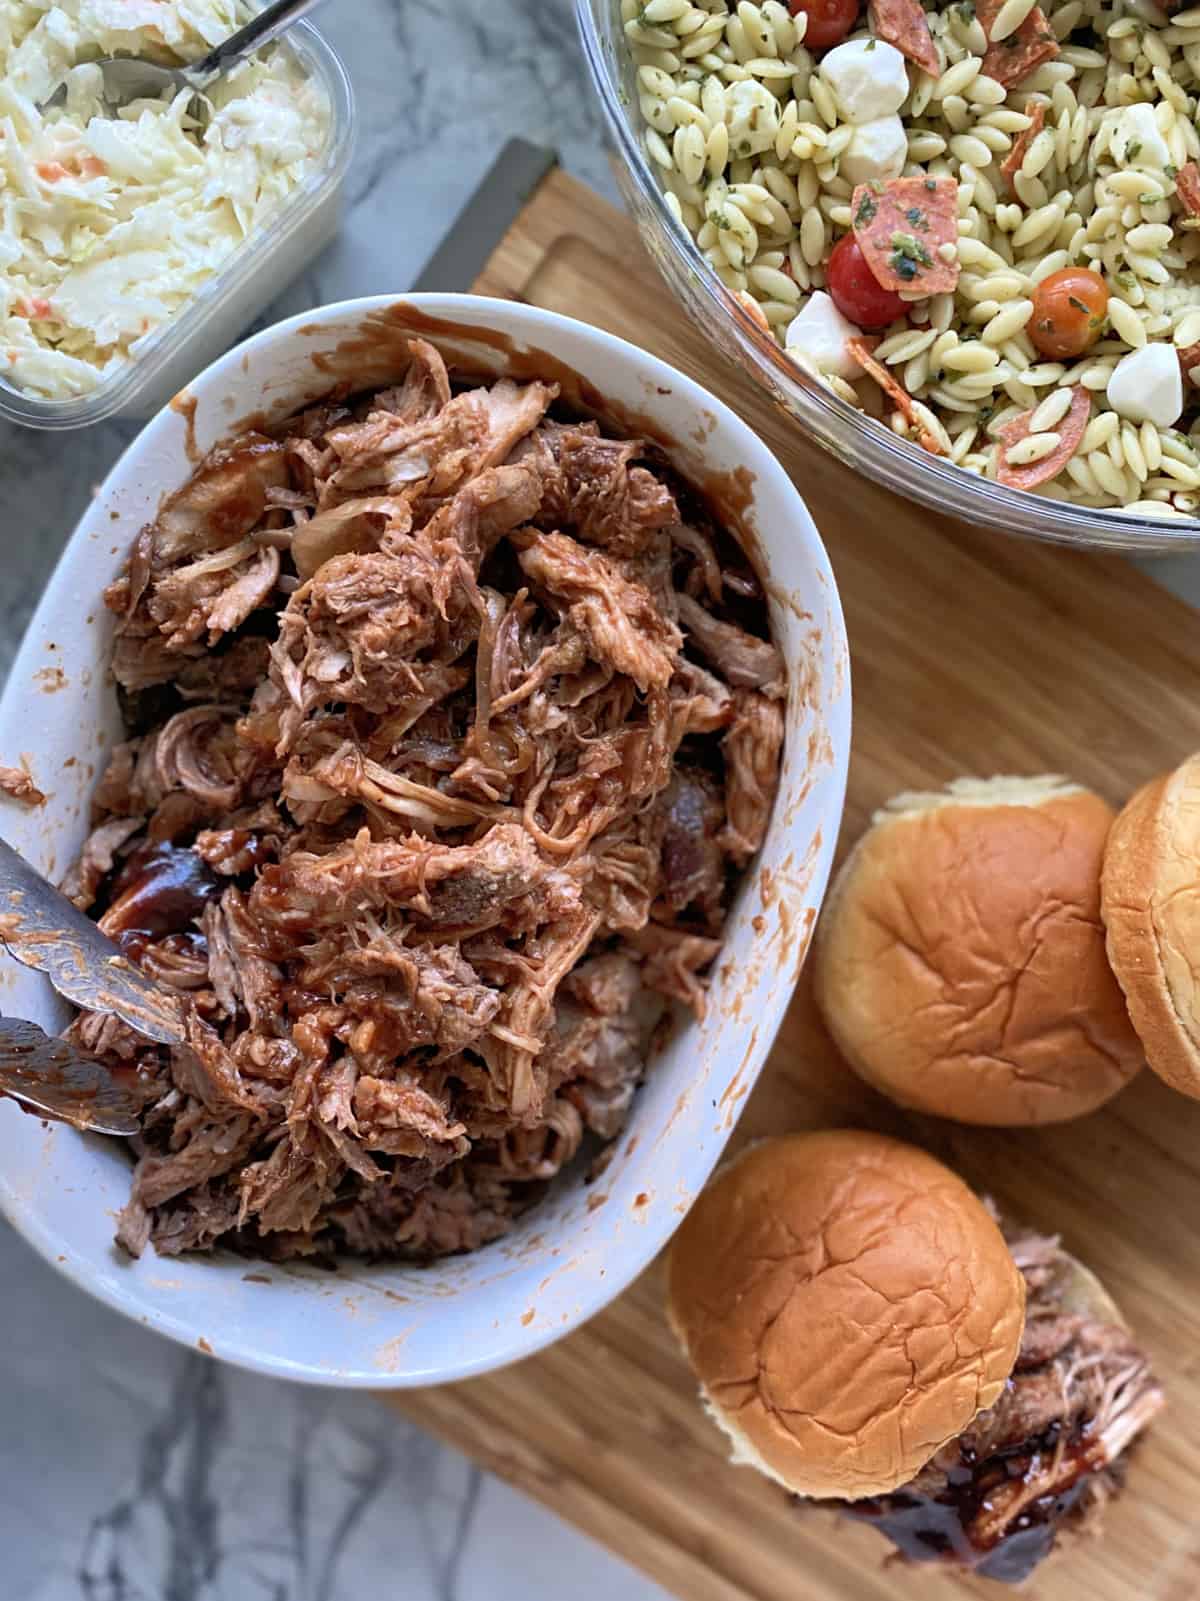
[623,0,1200,517]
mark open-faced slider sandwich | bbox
[666,1131,1163,1583]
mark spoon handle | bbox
[184,0,327,87]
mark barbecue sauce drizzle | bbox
[838,1416,1112,1582]
[101,842,221,956]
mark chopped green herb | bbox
[905,205,929,229]
[868,178,885,194]
[865,36,876,48]
[1067,295,1090,314]
[890,230,934,267]
[855,192,879,225]
[1166,163,1179,179]
[924,177,937,191]
[1127,140,1142,160]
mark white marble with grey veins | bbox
[2,1,1199,1596]
[0,3,667,1598]
[3,1218,668,1601]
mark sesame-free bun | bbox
[813,776,1143,1126]
[1102,753,1200,1099]
[666,1132,1026,1500]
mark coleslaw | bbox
[0,1,331,400]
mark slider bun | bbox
[666,1131,1026,1500]
[813,776,1143,1126]
[1102,753,1200,1099]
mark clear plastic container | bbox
[576,0,1200,552]
[0,20,355,432]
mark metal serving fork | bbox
[0,838,185,1136]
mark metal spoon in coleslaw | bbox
[38,0,324,121]
[0,0,332,401]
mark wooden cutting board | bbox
[390,169,1200,1601]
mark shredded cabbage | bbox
[0,1,331,401]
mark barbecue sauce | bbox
[842,1431,1100,1585]
[101,843,220,955]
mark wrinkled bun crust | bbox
[1102,756,1200,1099]
[666,1132,1026,1501]
[813,776,1143,1126]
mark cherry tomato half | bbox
[826,232,908,331]
[1029,268,1109,360]
[787,0,859,51]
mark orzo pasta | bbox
[623,0,1200,517]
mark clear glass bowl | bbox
[576,0,1200,552]
[0,20,354,432]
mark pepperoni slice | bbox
[977,0,1060,89]
[1176,161,1200,219]
[999,102,1046,194]
[847,336,946,455]
[869,0,940,75]
[850,176,960,297]
[995,385,1090,491]
[1177,342,1200,386]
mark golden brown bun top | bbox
[813,776,1143,1126]
[666,1131,1026,1500]
[1103,754,1200,1099]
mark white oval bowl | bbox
[0,294,850,1387]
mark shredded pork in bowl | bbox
[0,296,847,1382]
[67,335,787,1265]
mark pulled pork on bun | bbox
[813,776,1144,1125]
[666,1131,1163,1584]
[1102,751,1200,1100]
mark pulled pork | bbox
[845,1225,1164,1584]
[0,763,46,806]
[73,340,785,1263]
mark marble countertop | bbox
[4,3,1200,1597]
[5,1219,666,1601]
[0,4,667,1599]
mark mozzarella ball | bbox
[820,39,910,126]
[784,292,866,380]
[840,115,908,186]
[1106,344,1183,428]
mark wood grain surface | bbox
[389,169,1200,1601]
